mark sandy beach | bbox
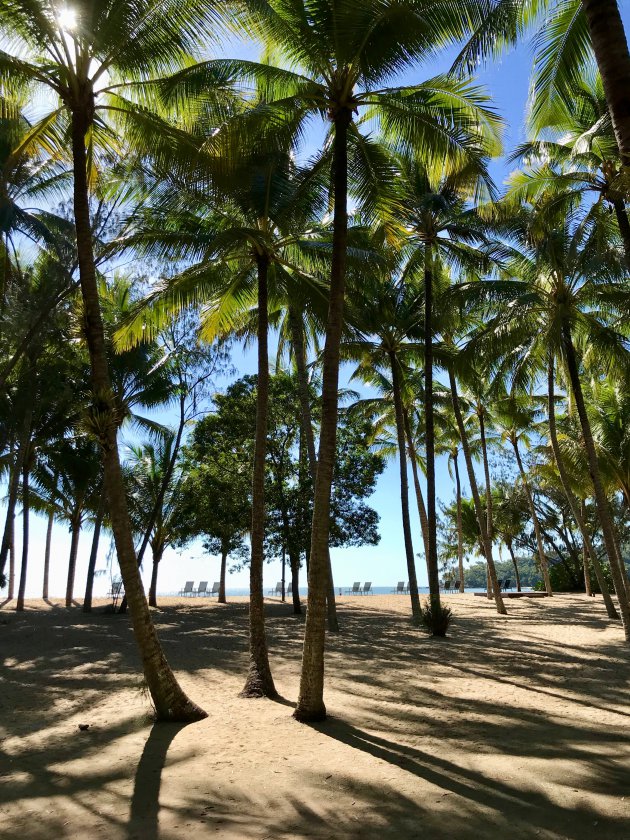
[1,593,629,839]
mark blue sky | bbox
[10,9,630,598]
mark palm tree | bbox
[343,270,424,623]
[0,0,220,720]
[463,201,630,636]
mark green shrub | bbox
[419,599,452,637]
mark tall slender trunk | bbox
[582,0,630,166]
[453,451,465,593]
[506,542,521,591]
[71,106,206,720]
[83,500,104,613]
[512,438,553,594]
[241,254,276,699]
[449,370,506,614]
[15,460,29,611]
[148,544,162,608]
[295,110,350,723]
[403,409,429,563]
[0,414,31,579]
[390,352,421,622]
[548,358,616,615]
[65,515,81,608]
[287,305,339,633]
[612,200,630,267]
[580,500,593,597]
[423,249,442,617]
[219,546,227,604]
[478,409,498,602]
[8,516,15,600]
[562,325,630,637]
[42,508,54,600]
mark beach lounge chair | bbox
[391,581,405,594]
[404,582,410,593]
[107,577,124,609]
[346,581,361,595]
[502,579,512,592]
[180,581,194,596]
[360,582,372,595]
[196,581,208,596]
[268,582,282,595]
[287,580,293,596]
[453,580,461,592]
[208,582,220,596]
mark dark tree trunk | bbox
[582,0,630,166]
[478,408,494,602]
[449,369,506,614]
[580,500,593,597]
[512,438,552,594]
[287,304,339,633]
[423,251,442,617]
[612,200,630,267]
[71,107,206,721]
[403,408,429,565]
[547,358,617,616]
[42,509,54,601]
[506,542,522,591]
[15,460,29,611]
[295,110,350,723]
[453,452,465,593]
[390,352,421,622]
[148,544,162,608]
[65,516,81,609]
[8,516,15,600]
[241,253,276,699]
[562,325,630,637]
[0,415,31,579]
[219,547,227,604]
[290,549,301,614]
[83,501,104,613]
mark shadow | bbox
[127,723,189,840]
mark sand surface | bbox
[1,593,629,839]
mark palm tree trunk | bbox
[287,305,339,633]
[562,325,630,637]
[511,438,553,594]
[71,109,206,721]
[448,369,506,614]
[219,546,228,604]
[612,200,630,266]
[295,110,351,723]
[453,452,465,593]
[241,253,276,699]
[506,542,522,591]
[580,500,593,597]
[478,408,503,606]
[548,355,620,621]
[390,352,421,622]
[290,549,301,614]
[8,516,15,600]
[16,460,30,611]
[83,501,104,613]
[582,0,630,166]
[65,516,81,608]
[423,249,442,616]
[148,544,162,608]
[403,409,429,562]
[0,415,31,579]
[42,508,54,601]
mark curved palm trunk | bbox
[390,353,421,622]
[423,250,442,617]
[287,305,339,633]
[506,541,522,591]
[449,370,506,615]
[71,110,206,721]
[8,518,15,600]
[42,509,54,601]
[548,357,620,620]
[562,325,630,637]
[148,544,162,608]
[582,0,630,166]
[295,111,350,723]
[241,254,276,699]
[15,461,29,612]
[219,547,228,604]
[612,200,630,267]
[65,515,81,608]
[512,438,552,594]
[453,452,465,593]
[403,409,429,563]
[83,502,104,613]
